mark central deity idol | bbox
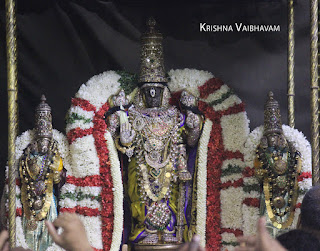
[106,18,202,247]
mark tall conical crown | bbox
[264,91,283,135]
[138,17,168,85]
[35,95,53,138]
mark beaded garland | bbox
[255,141,301,229]
[20,138,62,231]
[6,129,69,251]
[129,106,183,203]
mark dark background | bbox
[0,0,311,193]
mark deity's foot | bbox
[162,233,178,243]
[139,233,159,245]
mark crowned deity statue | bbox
[254,92,301,237]
[106,18,203,248]
[19,95,65,251]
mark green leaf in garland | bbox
[221,164,242,177]
[66,113,92,125]
[221,241,239,247]
[209,88,234,106]
[243,184,261,193]
[116,71,138,95]
[60,191,101,202]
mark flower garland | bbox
[196,119,212,247]
[64,69,250,251]
[105,131,123,251]
[242,125,312,235]
[4,129,69,250]
[168,69,249,251]
[62,71,122,251]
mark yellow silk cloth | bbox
[127,158,179,242]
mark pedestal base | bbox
[133,243,183,251]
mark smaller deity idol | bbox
[19,95,64,251]
[254,92,301,237]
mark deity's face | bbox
[142,86,164,108]
[267,133,286,148]
[37,138,50,154]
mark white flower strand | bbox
[69,135,100,177]
[196,119,212,247]
[105,131,124,251]
[221,112,250,154]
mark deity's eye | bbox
[150,87,156,98]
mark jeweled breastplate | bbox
[129,106,184,203]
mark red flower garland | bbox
[92,102,114,250]
[295,203,301,209]
[16,208,22,217]
[60,206,101,216]
[198,78,224,99]
[243,198,260,208]
[221,228,243,237]
[66,175,104,187]
[198,102,223,251]
[221,178,244,189]
[67,128,93,145]
[197,81,246,250]
[243,167,255,178]
[298,172,312,182]
[72,98,96,112]
[66,99,114,251]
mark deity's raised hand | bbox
[120,122,136,145]
[186,110,201,129]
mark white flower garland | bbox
[76,71,121,109]
[69,135,100,177]
[64,71,123,250]
[65,68,250,251]
[168,68,214,97]
[196,119,212,247]
[221,112,250,154]
[105,131,123,251]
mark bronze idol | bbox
[19,95,64,251]
[254,92,301,237]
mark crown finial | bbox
[40,94,46,103]
[268,91,274,99]
[147,17,156,28]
